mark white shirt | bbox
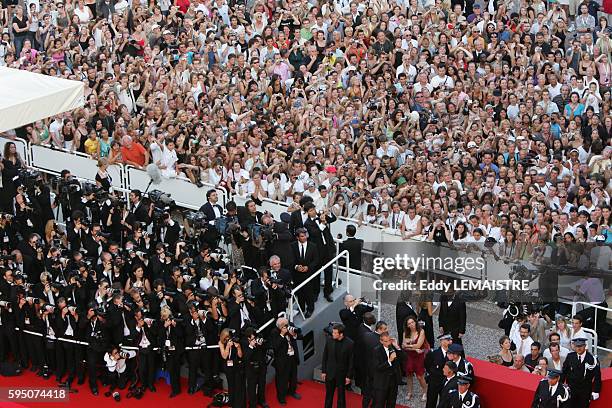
[104,350,136,373]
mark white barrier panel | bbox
[30,144,124,190]
[233,195,391,246]
[0,137,29,164]
[126,166,227,210]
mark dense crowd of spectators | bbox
[0,0,611,247]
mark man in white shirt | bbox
[430,65,455,90]
[159,140,179,178]
[514,323,535,356]
[104,346,137,395]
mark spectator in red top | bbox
[175,0,190,14]
[121,135,149,169]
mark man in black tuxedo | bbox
[371,332,402,408]
[439,293,466,346]
[289,196,312,236]
[236,197,264,227]
[133,313,157,393]
[339,294,374,340]
[437,361,459,408]
[322,323,354,408]
[425,333,452,408]
[290,228,319,318]
[262,213,295,268]
[338,224,363,271]
[532,369,571,408]
[396,290,417,342]
[303,202,336,301]
[353,314,380,408]
[183,304,216,395]
[561,337,601,407]
[125,190,153,229]
[199,189,224,223]
[157,212,180,249]
[251,269,288,320]
[81,306,108,396]
[268,255,293,285]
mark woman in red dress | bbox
[401,315,430,401]
[605,0,612,14]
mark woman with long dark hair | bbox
[401,315,429,401]
[1,142,24,212]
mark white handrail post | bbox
[289,295,294,323]
[345,251,350,294]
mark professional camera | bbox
[59,175,82,195]
[228,328,241,343]
[0,300,11,307]
[323,321,343,336]
[25,296,41,304]
[366,98,380,110]
[211,270,229,280]
[42,304,55,313]
[163,290,178,297]
[249,223,275,245]
[287,324,301,337]
[18,168,43,190]
[149,189,175,208]
[184,211,208,229]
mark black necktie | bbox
[300,244,305,259]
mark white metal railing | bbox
[571,301,612,356]
[288,250,350,322]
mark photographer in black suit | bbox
[199,190,224,223]
[339,294,374,340]
[322,323,354,408]
[290,228,319,318]
[262,213,295,268]
[303,203,336,301]
[124,190,153,230]
[157,212,180,249]
[371,332,402,408]
[270,317,301,405]
[243,326,270,408]
[338,224,363,271]
[81,305,108,395]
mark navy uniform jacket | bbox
[442,389,481,408]
[454,358,475,385]
[561,351,601,394]
[531,379,571,408]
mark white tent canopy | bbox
[0,67,84,133]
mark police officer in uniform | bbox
[443,376,481,408]
[243,326,269,408]
[532,369,571,408]
[425,333,452,408]
[447,344,474,384]
[561,337,601,408]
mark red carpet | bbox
[0,370,409,407]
